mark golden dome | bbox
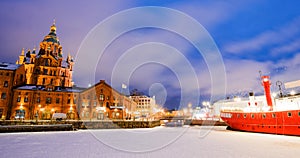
[50,19,56,33]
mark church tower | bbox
[16,21,74,89]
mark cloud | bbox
[224,16,300,55]
[170,1,256,29]
[271,38,300,56]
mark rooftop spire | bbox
[50,19,56,33]
[21,48,25,56]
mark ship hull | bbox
[220,110,300,136]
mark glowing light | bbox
[20,104,23,109]
[272,93,277,97]
[290,90,296,95]
[51,108,55,112]
[234,97,241,102]
[202,101,210,106]
[38,104,41,108]
[263,78,269,82]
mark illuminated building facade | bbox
[0,21,138,120]
[130,95,157,119]
[0,63,19,119]
[9,21,80,120]
[79,80,137,120]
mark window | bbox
[107,96,110,100]
[43,69,48,75]
[287,112,292,117]
[42,78,46,85]
[272,113,276,118]
[4,81,8,87]
[251,114,255,119]
[99,94,104,101]
[37,97,40,103]
[46,97,51,104]
[243,114,247,118]
[56,98,60,104]
[1,93,6,99]
[67,98,71,104]
[94,101,97,106]
[45,59,49,66]
[73,98,76,104]
[15,109,25,119]
[17,96,21,102]
[24,96,28,102]
[6,72,9,76]
[85,112,90,117]
[298,112,300,117]
[0,108,3,118]
[262,114,266,119]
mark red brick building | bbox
[0,21,138,120]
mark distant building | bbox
[130,95,157,119]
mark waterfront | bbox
[0,126,299,158]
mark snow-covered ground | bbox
[0,126,300,158]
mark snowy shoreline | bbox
[1,126,300,158]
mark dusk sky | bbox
[1,1,300,109]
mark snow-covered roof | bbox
[0,62,20,70]
[15,85,85,93]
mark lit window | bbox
[46,97,51,104]
[17,96,21,102]
[4,81,8,87]
[15,109,25,119]
[24,96,28,102]
[99,94,104,101]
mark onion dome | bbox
[42,20,60,45]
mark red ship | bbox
[220,75,300,136]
